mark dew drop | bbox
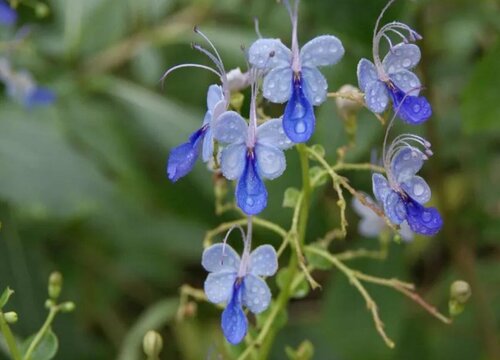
[295,121,306,134]
[413,183,425,196]
[268,82,276,89]
[402,58,411,67]
[422,211,432,222]
[413,104,421,113]
[246,197,255,206]
[253,298,260,305]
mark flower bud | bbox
[143,330,163,359]
[59,302,76,313]
[335,84,363,116]
[4,311,18,324]
[48,272,63,300]
[449,280,471,316]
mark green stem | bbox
[0,312,22,360]
[256,144,311,359]
[23,306,58,360]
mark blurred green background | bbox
[0,0,499,359]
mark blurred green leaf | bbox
[22,329,59,360]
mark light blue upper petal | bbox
[212,111,247,145]
[390,69,421,96]
[204,271,237,304]
[263,66,293,103]
[257,118,293,150]
[357,58,378,92]
[207,84,224,111]
[255,144,286,180]
[242,274,272,314]
[300,35,344,68]
[248,38,292,70]
[383,191,406,225]
[402,175,431,204]
[249,245,278,277]
[220,143,247,180]
[372,173,392,205]
[202,127,214,163]
[364,80,389,113]
[382,43,421,74]
[391,147,424,183]
[301,66,328,106]
[202,243,241,273]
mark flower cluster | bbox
[165,0,443,345]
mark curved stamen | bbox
[192,43,226,76]
[221,224,247,265]
[388,28,409,43]
[254,17,263,39]
[194,27,226,75]
[160,63,221,87]
[382,33,395,49]
[238,216,253,278]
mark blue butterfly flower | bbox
[248,1,344,143]
[0,1,17,26]
[202,242,278,345]
[0,59,56,108]
[212,111,293,215]
[167,84,227,182]
[357,9,431,124]
[352,194,413,241]
[372,135,442,236]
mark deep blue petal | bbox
[24,87,56,108]
[283,76,315,143]
[236,152,268,215]
[167,128,205,182]
[404,198,443,236]
[221,281,248,345]
[388,85,432,125]
[0,2,17,26]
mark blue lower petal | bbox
[236,152,268,215]
[167,128,205,182]
[283,76,315,143]
[404,198,443,236]
[0,2,17,26]
[221,281,248,345]
[24,87,56,108]
[388,85,432,125]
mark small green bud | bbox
[59,302,76,313]
[230,92,244,113]
[48,272,63,300]
[0,287,14,308]
[35,2,50,18]
[143,330,163,358]
[309,144,325,159]
[449,280,471,316]
[45,299,55,309]
[309,166,327,186]
[283,187,300,208]
[4,311,18,324]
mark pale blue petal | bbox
[212,111,247,145]
[220,143,247,180]
[263,66,293,103]
[357,58,378,92]
[391,147,424,183]
[248,39,292,70]
[382,43,421,74]
[301,66,328,106]
[364,80,389,113]
[399,221,414,242]
[204,271,237,304]
[201,127,214,163]
[202,243,241,273]
[300,35,344,68]
[359,217,385,238]
[256,118,293,150]
[249,245,278,276]
[255,144,286,180]
[242,274,272,314]
[212,99,228,121]
[390,69,421,96]
[372,173,392,205]
[221,283,247,345]
[207,84,224,111]
[383,191,406,225]
[402,175,431,204]
[202,110,211,126]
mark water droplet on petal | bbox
[403,58,411,67]
[413,183,424,196]
[295,121,306,134]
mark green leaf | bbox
[305,245,332,270]
[276,268,310,299]
[309,144,326,159]
[22,329,59,360]
[285,340,315,360]
[309,166,328,186]
[283,187,301,208]
[461,40,500,133]
[0,287,14,308]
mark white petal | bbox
[248,38,292,70]
[202,243,241,272]
[220,143,247,180]
[257,118,293,150]
[364,80,389,113]
[301,66,328,106]
[242,274,272,314]
[382,43,421,74]
[357,58,378,92]
[263,66,293,103]
[212,111,247,145]
[204,271,237,304]
[390,69,421,96]
[255,144,286,180]
[300,35,344,67]
[249,245,278,276]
